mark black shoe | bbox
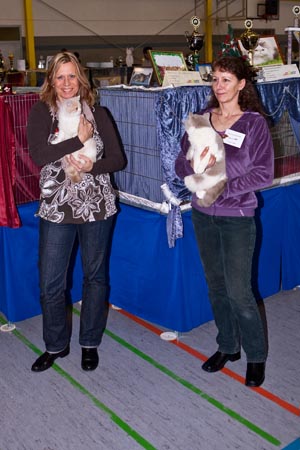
[31,345,70,372]
[202,351,241,373]
[245,362,265,387]
[81,348,99,371]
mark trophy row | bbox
[185,6,300,69]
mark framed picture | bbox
[92,75,121,87]
[237,35,284,67]
[149,50,188,85]
[129,66,153,87]
[198,63,213,83]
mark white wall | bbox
[2,0,203,36]
[0,0,298,37]
[0,0,298,65]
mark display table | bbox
[1,182,300,330]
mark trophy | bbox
[285,6,300,67]
[185,16,204,69]
[8,53,15,72]
[240,19,259,66]
[292,5,300,26]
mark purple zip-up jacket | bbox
[175,110,274,217]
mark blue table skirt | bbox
[1,183,300,331]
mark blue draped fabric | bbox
[166,205,183,248]
[289,116,300,147]
[155,86,211,246]
[155,86,212,199]
[2,184,300,330]
[255,79,300,124]
[0,202,83,322]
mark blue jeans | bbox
[38,217,114,352]
[192,209,267,363]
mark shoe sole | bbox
[245,376,265,387]
[81,362,99,371]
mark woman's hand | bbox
[200,147,216,169]
[191,146,216,171]
[66,153,93,173]
[78,114,94,144]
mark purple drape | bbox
[4,93,41,205]
[0,97,21,228]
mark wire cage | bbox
[5,88,300,209]
[99,88,165,207]
[271,111,300,179]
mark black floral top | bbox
[27,101,126,224]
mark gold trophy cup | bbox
[240,20,259,66]
[185,16,204,69]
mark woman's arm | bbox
[90,106,127,175]
[27,101,83,167]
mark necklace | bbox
[213,109,242,119]
[211,109,243,134]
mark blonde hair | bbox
[40,52,95,110]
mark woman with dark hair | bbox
[27,52,126,373]
[175,56,274,387]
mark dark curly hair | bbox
[207,56,265,115]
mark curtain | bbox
[155,86,211,246]
[0,97,21,228]
[255,78,300,125]
[4,93,41,205]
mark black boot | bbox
[81,348,99,371]
[31,345,70,372]
[202,351,241,372]
[245,362,265,387]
